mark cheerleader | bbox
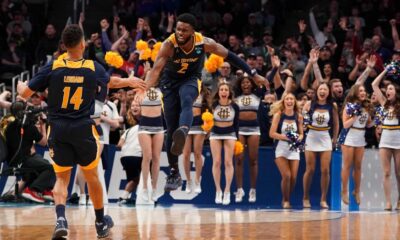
[116,100,142,204]
[339,84,373,205]
[303,82,339,209]
[234,75,262,203]
[371,68,400,211]
[183,84,211,194]
[138,87,164,202]
[210,82,239,205]
[269,93,304,209]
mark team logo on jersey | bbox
[217,107,230,120]
[359,113,367,125]
[387,111,394,120]
[241,96,252,106]
[147,88,158,101]
[285,123,295,133]
[195,47,202,54]
[316,114,325,125]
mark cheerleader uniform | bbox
[210,102,239,140]
[275,114,300,160]
[138,87,164,134]
[235,94,261,136]
[379,108,400,149]
[188,94,206,135]
[305,103,333,152]
[339,108,369,147]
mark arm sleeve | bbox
[94,61,110,102]
[101,31,112,51]
[28,62,53,92]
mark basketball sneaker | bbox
[164,172,182,191]
[52,217,68,239]
[170,127,188,156]
[95,215,114,238]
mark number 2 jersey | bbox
[28,58,109,121]
[162,32,206,83]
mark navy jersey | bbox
[163,32,206,81]
[28,58,109,121]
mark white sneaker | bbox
[215,191,223,204]
[151,190,158,202]
[249,188,256,203]
[235,188,245,203]
[79,194,86,205]
[222,192,231,205]
[194,180,202,194]
[185,180,193,193]
[142,189,149,201]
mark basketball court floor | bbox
[0,203,399,239]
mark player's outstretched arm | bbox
[144,40,173,90]
[17,81,35,99]
[108,75,146,89]
[203,37,269,89]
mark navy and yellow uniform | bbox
[28,58,109,173]
[161,32,205,87]
[160,32,206,168]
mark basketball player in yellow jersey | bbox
[136,13,269,191]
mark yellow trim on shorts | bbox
[382,125,400,130]
[52,164,73,173]
[80,125,101,170]
[307,125,330,131]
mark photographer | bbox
[4,101,55,203]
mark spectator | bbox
[0,38,24,76]
[6,10,31,38]
[35,24,59,65]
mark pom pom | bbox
[201,109,214,132]
[345,102,362,117]
[151,49,159,62]
[374,106,388,126]
[201,122,213,132]
[136,40,148,51]
[105,51,124,68]
[234,140,244,155]
[57,52,68,60]
[385,60,400,83]
[204,54,224,73]
[140,48,152,60]
[201,109,213,122]
[153,42,162,51]
[285,130,304,152]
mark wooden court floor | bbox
[0,204,399,240]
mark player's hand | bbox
[134,89,145,104]
[253,74,270,90]
[128,76,146,90]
